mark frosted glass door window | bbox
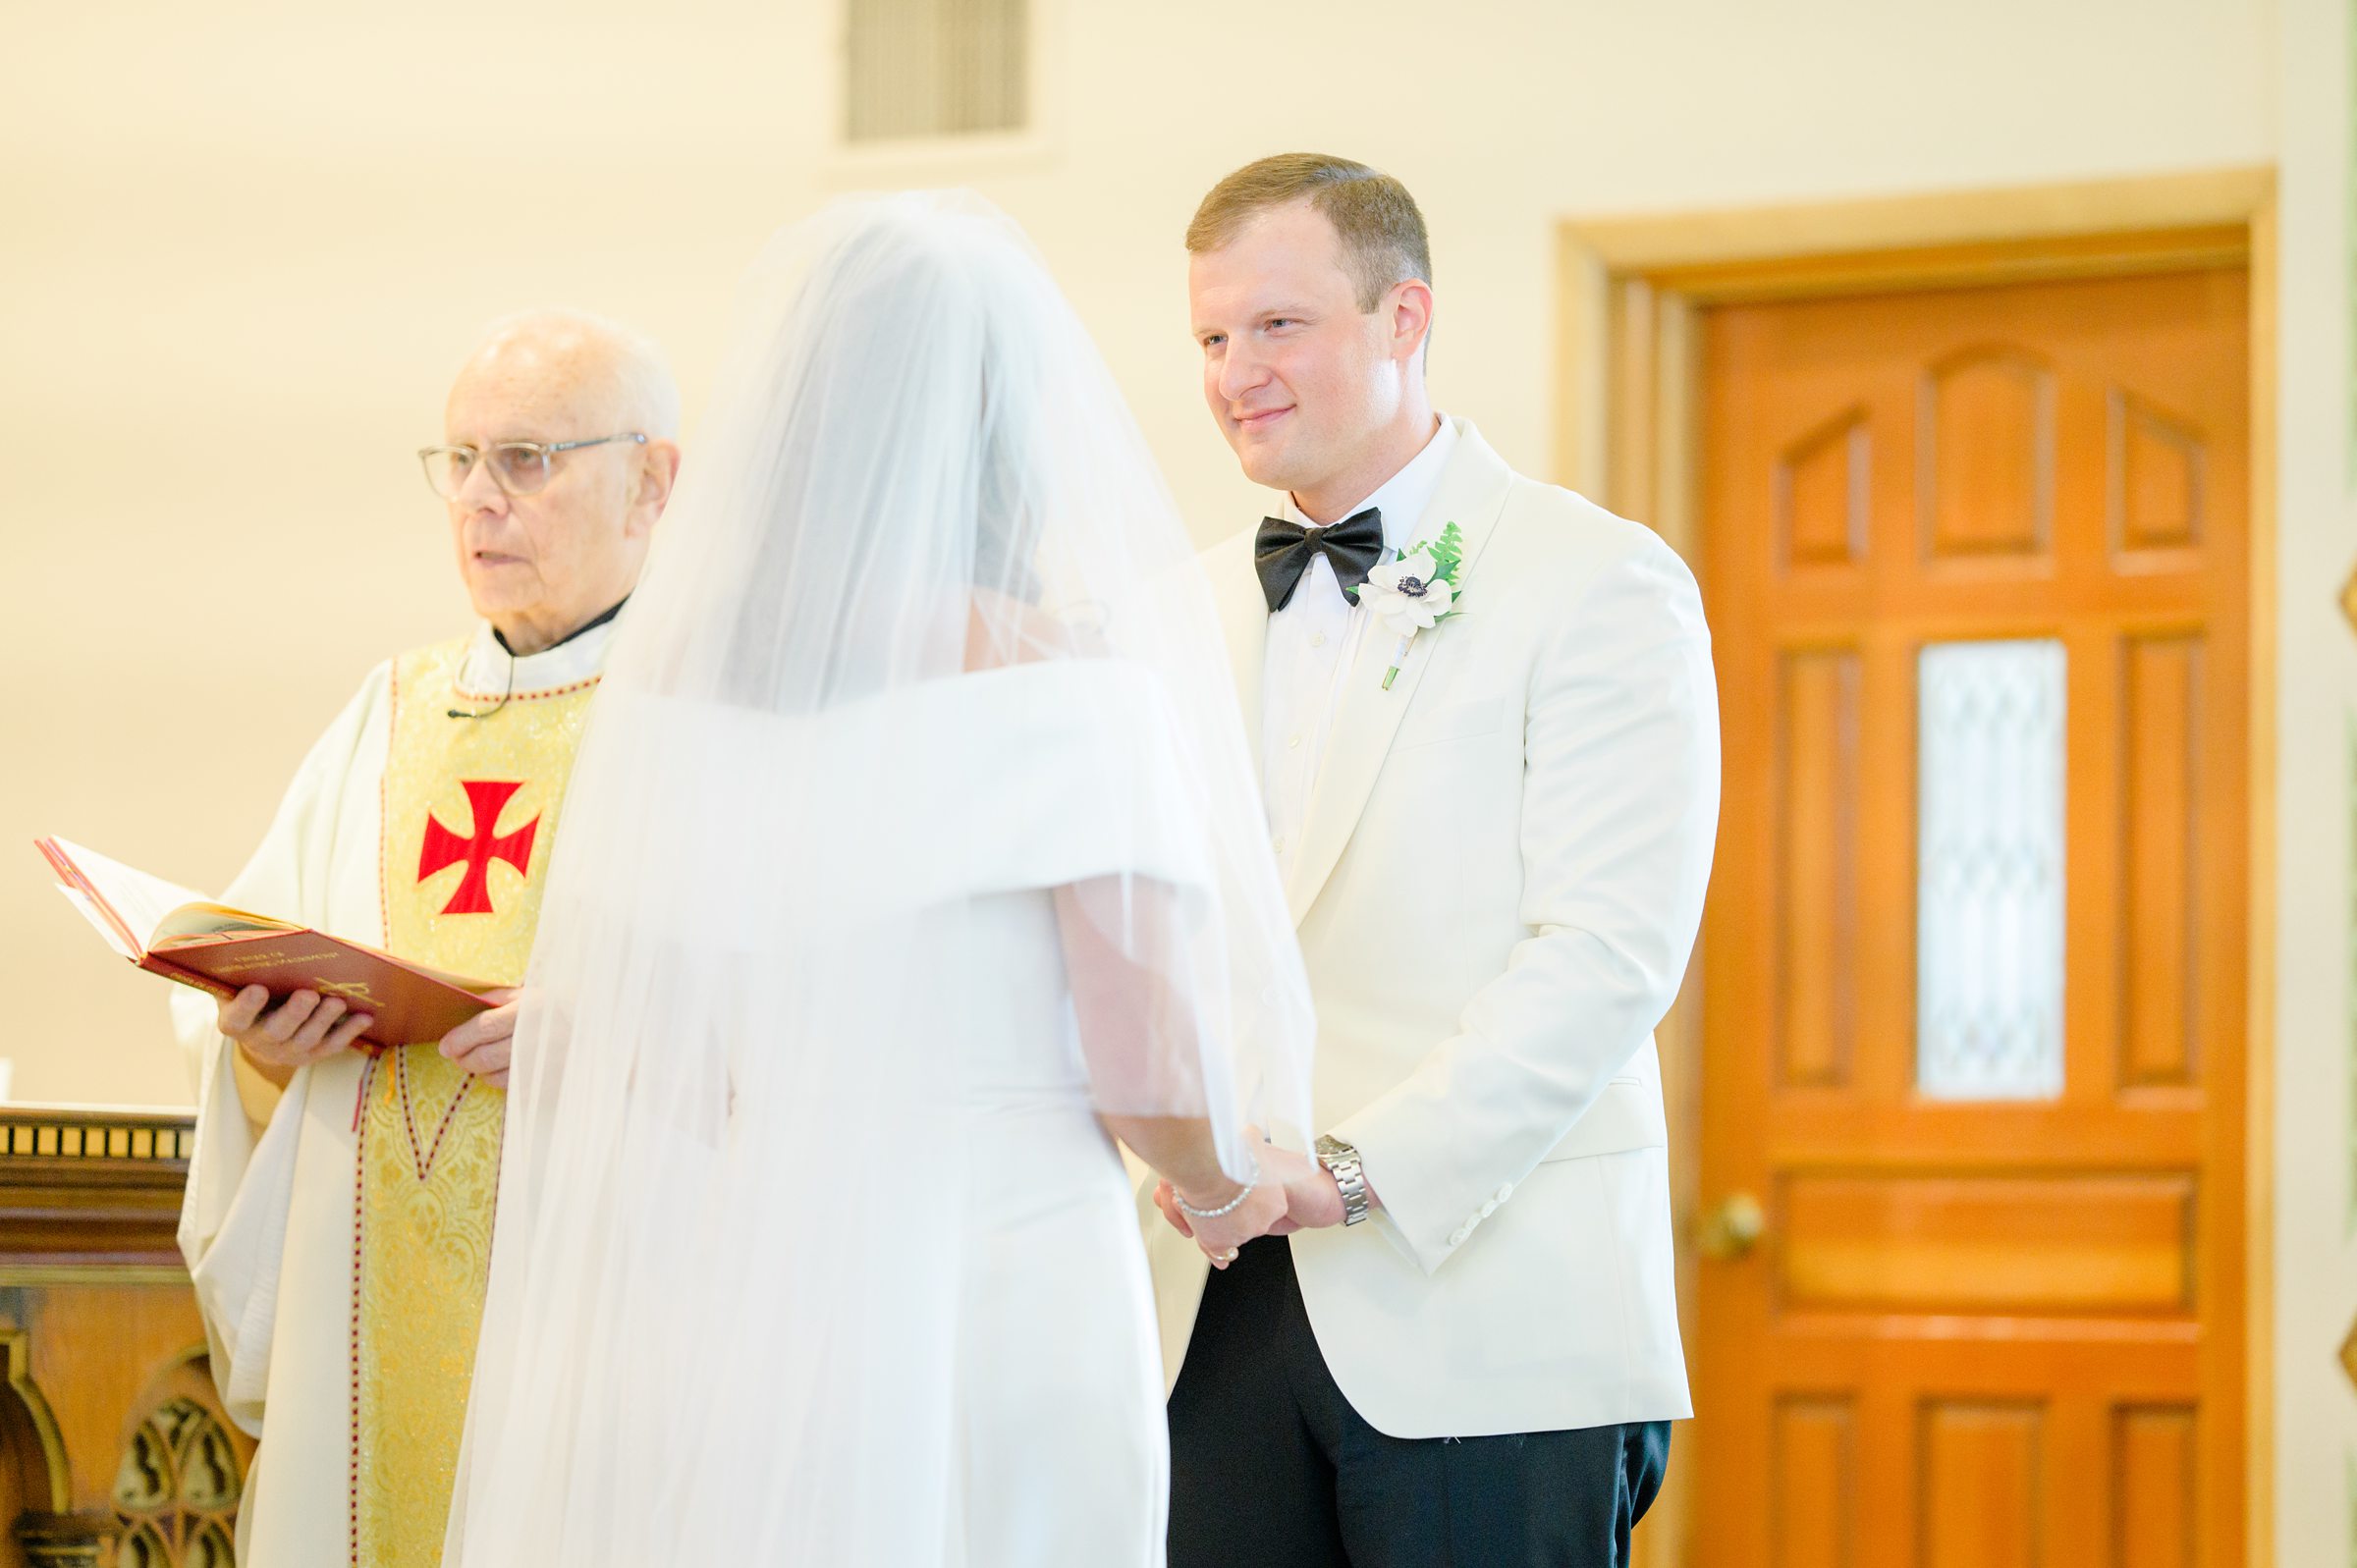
[1916,639,2067,1101]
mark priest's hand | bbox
[439,989,522,1089]
[219,986,374,1089]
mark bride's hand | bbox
[1154,1176,1288,1269]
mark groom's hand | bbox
[1152,1144,1358,1262]
[1259,1142,1348,1232]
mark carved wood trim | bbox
[14,1511,117,1567]
[0,1330,71,1515]
[0,1108,194,1280]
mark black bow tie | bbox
[1255,509,1385,613]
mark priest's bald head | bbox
[425,308,684,655]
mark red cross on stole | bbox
[416,779,540,915]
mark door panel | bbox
[1697,266,2247,1568]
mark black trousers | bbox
[1168,1237,1670,1568]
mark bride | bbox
[440,192,1315,1566]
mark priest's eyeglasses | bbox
[416,433,648,500]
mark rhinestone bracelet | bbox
[1175,1153,1262,1220]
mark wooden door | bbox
[1695,265,2248,1568]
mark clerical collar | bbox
[457,597,628,702]
[491,596,630,657]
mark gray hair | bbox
[467,305,684,439]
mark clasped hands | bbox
[1154,1140,1348,1271]
[217,985,524,1088]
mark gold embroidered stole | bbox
[353,637,597,1568]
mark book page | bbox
[47,838,212,950]
[56,886,139,961]
[150,903,301,947]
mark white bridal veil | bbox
[443,192,1313,1564]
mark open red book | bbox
[36,837,494,1050]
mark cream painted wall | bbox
[2269,1,2351,1563]
[0,0,2276,1105]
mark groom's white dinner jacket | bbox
[1147,418,1721,1439]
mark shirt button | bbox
[1310,631,1328,648]
[1287,732,1303,749]
[1272,835,1287,853]
[1495,1184,1513,1203]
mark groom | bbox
[1148,154,1721,1565]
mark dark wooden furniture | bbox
[0,1107,247,1567]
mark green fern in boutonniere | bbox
[1353,521,1466,690]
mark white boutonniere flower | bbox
[1355,551,1456,633]
[1349,522,1466,690]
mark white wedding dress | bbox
[950,959,1164,1562]
[931,817,1167,1561]
[442,194,1312,1567]
[837,662,1216,1565]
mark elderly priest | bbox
[174,308,681,1568]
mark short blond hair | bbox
[1185,154,1432,312]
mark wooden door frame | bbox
[1552,167,2279,1568]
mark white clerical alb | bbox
[1259,415,1457,880]
[176,615,619,1568]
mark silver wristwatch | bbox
[1314,1135,1371,1226]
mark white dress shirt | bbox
[1260,417,1459,880]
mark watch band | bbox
[1315,1134,1372,1227]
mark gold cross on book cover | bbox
[33,837,494,1049]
